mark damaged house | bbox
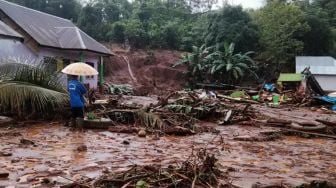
[296,56,336,92]
[0,0,112,89]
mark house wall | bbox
[296,56,336,91]
[38,48,100,89]
[0,38,100,89]
[314,75,336,92]
[0,10,101,89]
[296,56,336,74]
[0,37,37,60]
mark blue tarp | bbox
[314,96,336,111]
[314,96,336,104]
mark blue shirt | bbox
[68,79,87,108]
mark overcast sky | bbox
[216,0,265,9]
[80,0,265,10]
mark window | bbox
[86,62,95,79]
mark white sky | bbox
[80,0,266,10]
[216,0,265,9]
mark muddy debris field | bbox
[1,90,336,188]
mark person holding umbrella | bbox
[62,62,98,129]
[68,74,87,128]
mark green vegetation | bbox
[175,43,256,85]
[7,0,336,82]
[252,1,310,68]
[0,60,68,118]
[207,43,257,83]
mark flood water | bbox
[0,121,335,187]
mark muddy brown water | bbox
[0,106,336,187]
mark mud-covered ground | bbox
[0,105,336,187]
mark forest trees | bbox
[205,6,259,53]
[7,0,336,78]
[252,1,309,67]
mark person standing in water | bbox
[68,75,87,129]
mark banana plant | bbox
[207,42,257,83]
[174,45,214,84]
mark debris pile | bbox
[93,148,227,188]
[86,89,256,135]
[103,83,134,95]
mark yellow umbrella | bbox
[61,62,98,76]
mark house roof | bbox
[296,56,336,75]
[0,20,22,39]
[0,0,112,56]
[278,73,303,82]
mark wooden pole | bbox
[100,56,104,86]
[79,52,85,82]
[99,56,104,93]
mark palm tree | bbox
[0,59,68,119]
[208,43,257,83]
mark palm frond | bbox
[0,59,68,118]
[0,81,68,117]
[0,61,66,93]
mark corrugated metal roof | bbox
[296,56,336,75]
[0,20,22,39]
[278,73,303,82]
[0,0,112,55]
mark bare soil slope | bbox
[105,44,187,95]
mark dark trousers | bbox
[71,107,84,118]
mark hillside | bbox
[105,44,187,95]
